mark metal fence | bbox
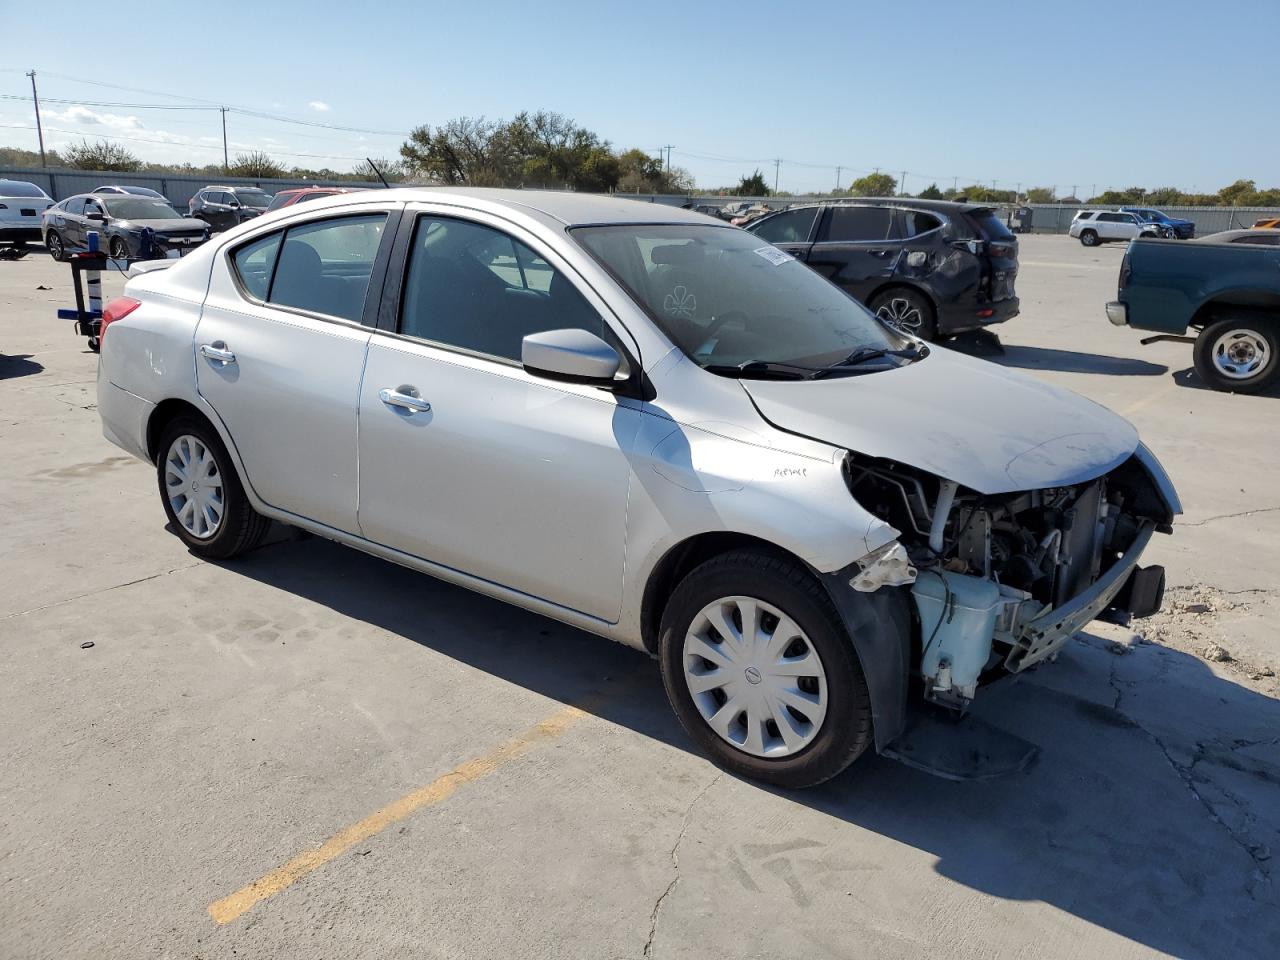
[0,166,383,210]
[6,167,1278,237]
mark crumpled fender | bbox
[818,566,915,752]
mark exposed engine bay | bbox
[844,452,1171,711]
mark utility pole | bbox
[26,70,46,167]
[1091,183,1097,200]
[220,107,229,174]
[835,166,841,193]
[952,176,958,193]
[773,158,781,194]
[1071,185,1078,200]
[661,144,674,173]
[900,170,907,196]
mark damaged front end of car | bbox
[843,442,1180,717]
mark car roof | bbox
[767,196,994,215]
[305,187,724,227]
[1195,228,1280,243]
[277,186,355,195]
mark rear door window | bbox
[268,214,387,322]
[821,206,897,242]
[751,207,818,244]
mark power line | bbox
[1,122,370,162]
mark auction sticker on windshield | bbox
[753,246,794,266]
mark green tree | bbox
[64,138,140,172]
[736,169,770,196]
[1026,186,1056,203]
[227,150,285,179]
[352,157,406,183]
[916,182,944,200]
[849,172,896,197]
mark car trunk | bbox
[966,208,1018,303]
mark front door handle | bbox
[379,387,431,413]
[200,342,236,364]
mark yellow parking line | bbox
[208,703,587,925]
[1119,379,1177,417]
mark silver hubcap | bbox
[1212,329,1271,380]
[683,596,828,758]
[876,297,923,332]
[164,435,224,539]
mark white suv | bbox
[1069,210,1162,246]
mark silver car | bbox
[97,189,1180,787]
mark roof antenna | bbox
[365,157,391,189]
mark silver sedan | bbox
[97,189,1180,787]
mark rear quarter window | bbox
[231,231,283,300]
[967,209,1015,240]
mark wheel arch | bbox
[865,281,937,319]
[640,531,916,753]
[144,396,268,509]
[1188,292,1280,331]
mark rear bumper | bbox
[0,225,43,243]
[98,377,155,463]
[940,296,1020,334]
[1105,301,1128,326]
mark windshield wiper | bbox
[833,343,929,368]
[703,360,826,380]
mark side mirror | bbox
[228,201,241,209]
[86,211,106,222]
[522,328,621,387]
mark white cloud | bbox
[47,105,145,131]
[307,101,331,113]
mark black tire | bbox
[155,415,270,559]
[109,236,130,260]
[1079,229,1099,247]
[658,549,874,789]
[869,287,938,341]
[46,230,65,262]
[1192,316,1280,394]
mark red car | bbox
[264,186,363,212]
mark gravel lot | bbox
[2,235,1277,959]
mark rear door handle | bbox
[200,343,236,364]
[379,387,431,413]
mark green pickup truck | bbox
[1106,235,1280,393]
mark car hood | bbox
[741,347,1139,494]
[115,217,208,232]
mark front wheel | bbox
[659,550,874,788]
[46,231,65,262]
[1192,317,1279,394]
[109,236,130,260]
[155,416,270,559]
[1079,230,1099,247]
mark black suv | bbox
[188,185,274,232]
[746,198,1019,340]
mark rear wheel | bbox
[869,287,938,341]
[1193,316,1279,394]
[155,416,270,559]
[46,231,65,262]
[1079,229,1099,247]
[109,236,129,260]
[659,550,874,788]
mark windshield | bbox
[0,180,49,199]
[572,224,906,369]
[103,198,184,220]
[236,189,272,208]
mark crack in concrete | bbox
[0,562,202,622]
[1180,505,1280,527]
[643,772,723,957]
[1106,658,1274,901]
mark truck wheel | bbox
[1193,317,1279,394]
[1079,230,1099,247]
[658,549,874,788]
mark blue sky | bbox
[1,0,1275,194]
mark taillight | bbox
[99,296,141,343]
[987,242,1015,259]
